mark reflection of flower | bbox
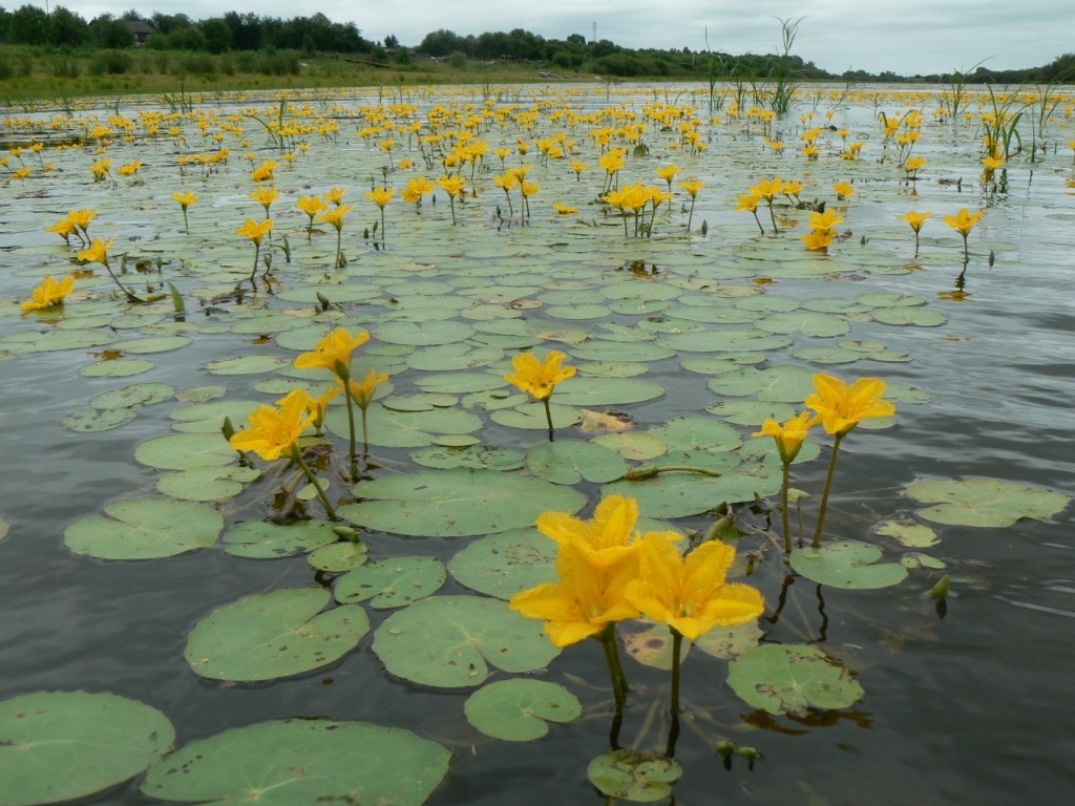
[625,533,765,641]
[805,373,895,436]
[505,350,576,400]
[228,389,317,461]
[20,275,74,312]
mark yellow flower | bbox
[904,155,927,173]
[11,166,31,179]
[397,157,413,170]
[172,190,198,209]
[753,410,816,464]
[324,186,347,205]
[981,155,1004,171]
[68,208,98,232]
[805,373,896,436]
[750,176,783,200]
[504,350,576,400]
[536,494,677,568]
[20,275,75,312]
[117,160,142,176]
[316,203,353,231]
[76,237,114,265]
[520,180,539,198]
[493,172,518,192]
[341,368,389,409]
[553,202,578,215]
[293,327,370,374]
[249,186,280,211]
[735,193,760,212]
[402,176,435,203]
[625,533,765,641]
[801,228,836,252]
[89,157,111,181]
[296,194,328,217]
[943,207,985,236]
[832,180,855,198]
[509,540,641,647]
[235,218,272,244]
[250,160,277,182]
[781,179,804,198]
[228,388,317,461]
[899,209,932,232]
[365,187,395,208]
[807,209,845,232]
[44,217,77,240]
[437,174,465,197]
[678,179,703,198]
[656,162,679,185]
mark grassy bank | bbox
[0,45,582,102]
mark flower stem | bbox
[665,628,683,758]
[290,444,338,521]
[343,384,358,481]
[249,242,260,286]
[542,396,555,442]
[780,459,792,553]
[811,431,845,549]
[360,405,370,458]
[597,625,628,709]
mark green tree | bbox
[9,4,51,45]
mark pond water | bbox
[1,82,1073,804]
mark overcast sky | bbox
[64,0,1074,76]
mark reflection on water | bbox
[1,82,1074,803]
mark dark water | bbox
[1,84,1073,804]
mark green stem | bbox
[623,464,722,480]
[686,197,695,232]
[597,625,628,708]
[542,396,555,442]
[335,227,343,268]
[811,431,846,549]
[360,405,370,457]
[289,444,338,521]
[182,208,189,234]
[665,629,683,758]
[752,210,765,236]
[343,383,358,481]
[249,242,260,286]
[380,208,386,246]
[780,459,792,554]
[100,258,145,304]
[767,198,778,234]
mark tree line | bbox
[0,5,1070,84]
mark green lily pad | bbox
[619,621,688,670]
[89,382,174,410]
[156,465,261,502]
[593,431,668,461]
[727,644,865,716]
[334,556,446,609]
[693,621,765,660]
[135,432,237,470]
[490,401,581,431]
[203,354,294,375]
[447,528,556,599]
[0,690,175,806]
[904,476,1070,527]
[525,439,628,484]
[64,497,222,560]
[587,749,684,803]
[62,407,137,432]
[306,540,369,572]
[464,679,581,741]
[874,519,939,548]
[340,469,586,537]
[80,358,155,377]
[372,595,560,687]
[324,403,483,448]
[375,319,474,345]
[221,520,340,559]
[756,310,850,338]
[707,365,816,402]
[111,335,192,353]
[871,306,947,327]
[410,444,527,471]
[789,540,909,589]
[648,415,741,453]
[141,719,449,806]
[184,588,368,682]
[605,465,780,517]
[552,377,665,406]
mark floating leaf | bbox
[64,497,222,560]
[904,476,1069,527]
[184,588,367,682]
[727,644,865,716]
[874,518,939,548]
[619,621,687,670]
[0,690,174,806]
[410,444,527,471]
[340,469,585,537]
[587,749,683,802]
[606,464,780,517]
[80,358,155,377]
[372,595,560,687]
[62,407,137,433]
[306,540,369,572]
[789,541,908,589]
[334,556,446,608]
[141,719,448,806]
[134,432,236,470]
[447,528,556,599]
[525,439,628,484]
[693,621,764,660]
[464,679,581,741]
[89,382,174,410]
[156,465,260,502]
[221,520,340,559]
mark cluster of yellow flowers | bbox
[509,495,766,647]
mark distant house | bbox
[125,20,157,46]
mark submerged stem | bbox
[289,444,338,521]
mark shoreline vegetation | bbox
[0,8,1072,102]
